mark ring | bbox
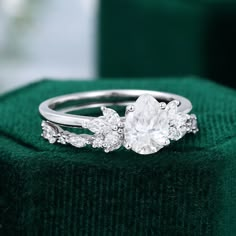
[39,90,198,155]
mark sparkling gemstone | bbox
[87,106,123,152]
[41,121,57,144]
[88,107,121,135]
[58,135,67,144]
[68,135,87,148]
[165,100,178,115]
[88,118,108,134]
[92,135,104,148]
[168,113,188,140]
[103,132,123,152]
[164,101,188,140]
[124,94,169,155]
[186,115,198,133]
[102,107,121,125]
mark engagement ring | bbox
[39,90,198,155]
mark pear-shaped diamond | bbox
[124,94,169,155]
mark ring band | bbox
[39,90,198,155]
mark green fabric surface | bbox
[99,0,236,88]
[0,78,236,235]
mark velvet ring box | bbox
[0,78,236,235]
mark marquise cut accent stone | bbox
[41,121,58,144]
[88,107,123,152]
[102,107,121,125]
[88,118,108,134]
[124,94,169,155]
[68,135,87,148]
[168,113,188,141]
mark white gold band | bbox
[39,89,192,127]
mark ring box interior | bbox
[0,78,236,235]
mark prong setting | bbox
[124,143,132,150]
[112,125,118,131]
[160,102,166,109]
[118,122,124,128]
[173,100,180,106]
[126,105,135,113]
[118,128,123,134]
[101,106,106,112]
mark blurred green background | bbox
[0,0,236,94]
[99,0,236,88]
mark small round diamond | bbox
[104,132,123,153]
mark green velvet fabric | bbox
[99,0,236,88]
[0,78,236,235]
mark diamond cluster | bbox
[41,94,198,155]
[41,107,124,153]
[87,107,124,152]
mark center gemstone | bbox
[124,94,169,155]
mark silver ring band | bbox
[39,89,198,155]
[39,89,192,127]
